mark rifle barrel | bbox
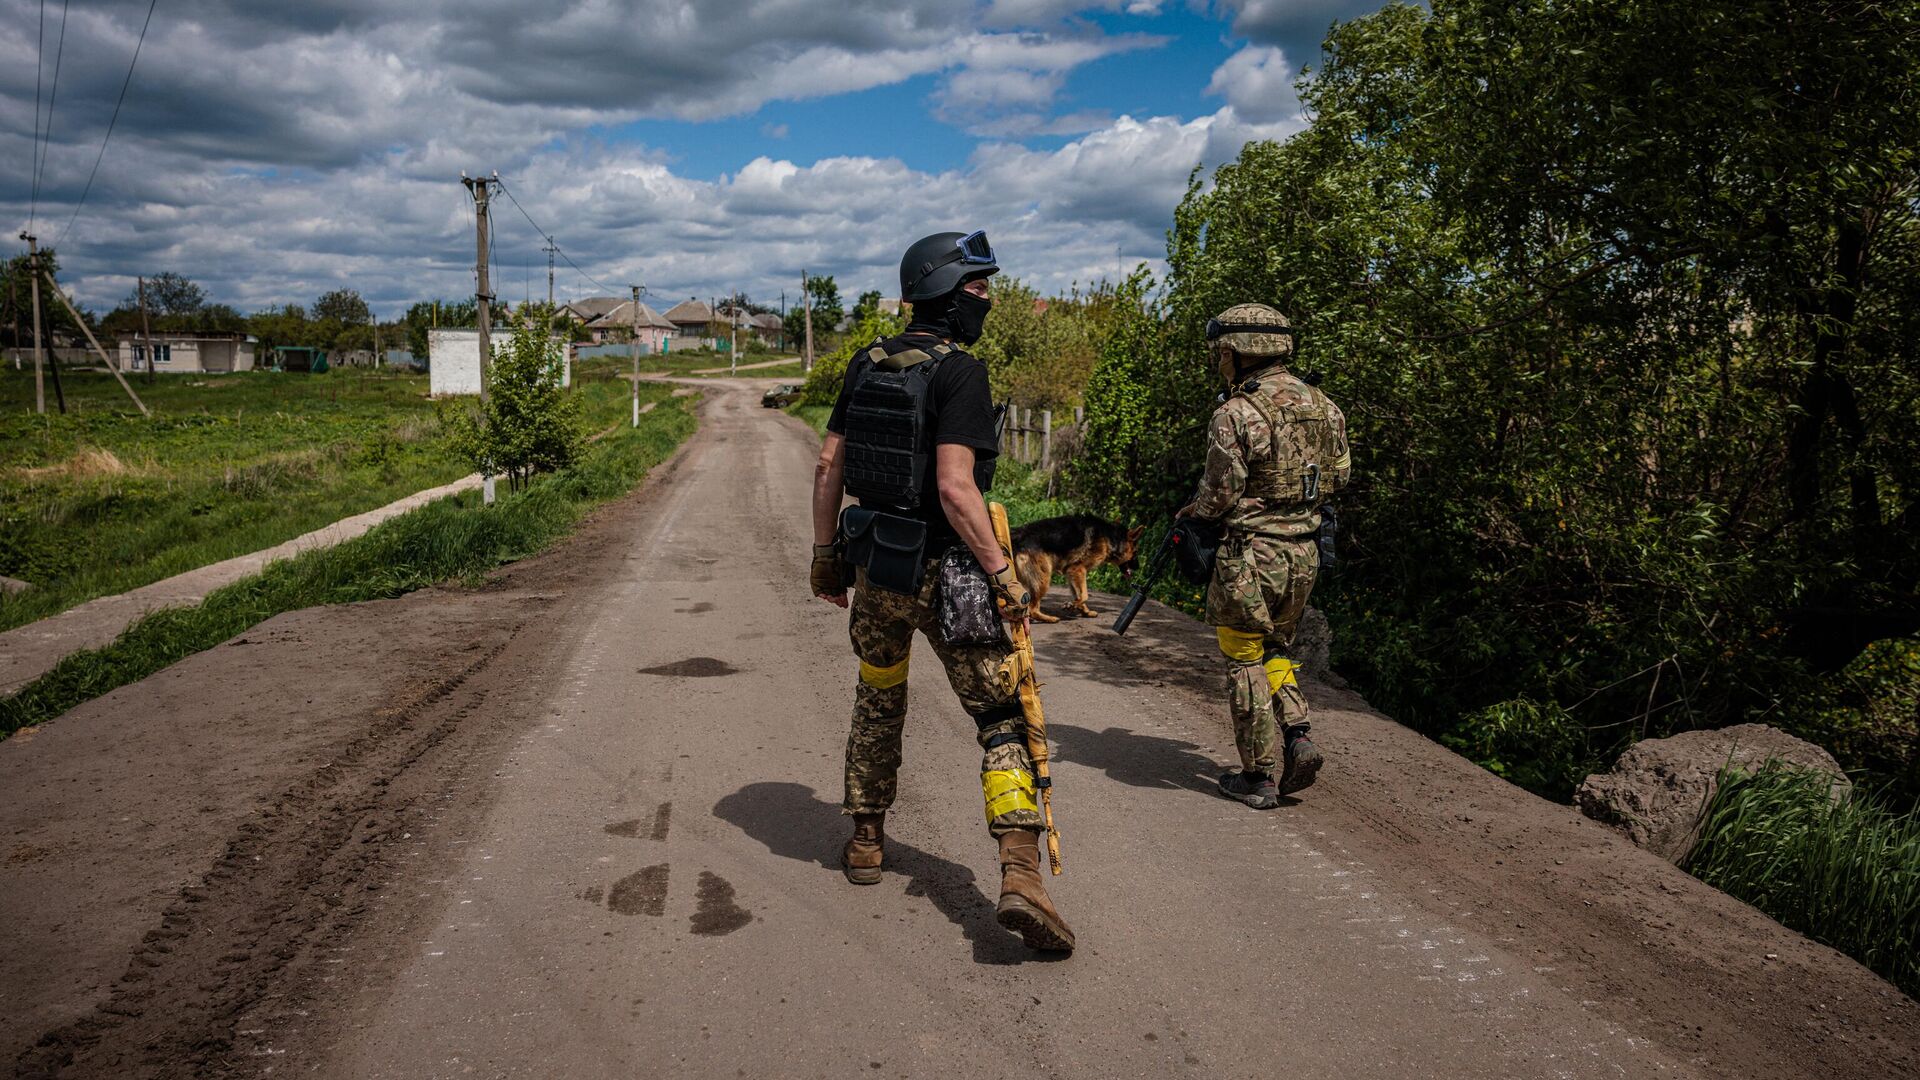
[1112,592,1149,635]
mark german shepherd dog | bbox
[1010,514,1145,623]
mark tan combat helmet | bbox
[1205,303,1295,384]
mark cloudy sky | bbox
[5,0,1383,318]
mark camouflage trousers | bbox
[1204,533,1319,774]
[844,564,1045,836]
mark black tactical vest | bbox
[841,338,994,512]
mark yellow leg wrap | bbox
[1265,656,1299,693]
[1216,626,1265,663]
[859,655,910,689]
[982,769,1039,823]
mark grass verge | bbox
[0,367,657,633]
[1684,763,1920,998]
[0,394,698,738]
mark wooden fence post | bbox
[1041,409,1052,471]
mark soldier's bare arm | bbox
[934,443,1010,574]
[812,433,850,607]
[813,432,847,546]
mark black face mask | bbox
[950,289,992,345]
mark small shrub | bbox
[1686,762,1920,998]
[442,321,584,490]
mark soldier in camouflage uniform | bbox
[1179,303,1351,809]
[808,230,1074,952]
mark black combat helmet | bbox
[900,230,999,302]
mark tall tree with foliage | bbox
[127,272,207,317]
[784,273,844,344]
[313,288,371,326]
[1079,0,1920,800]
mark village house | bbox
[115,330,257,373]
[662,298,715,344]
[584,298,675,353]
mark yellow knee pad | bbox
[1265,655,1298,693]
[859,654,910,689]
[982,769,1038,822]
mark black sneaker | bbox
[1280,726,1323,795]
[1218,770,1280,809]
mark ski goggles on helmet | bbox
[1205,317,1295,342]
[925,230,996,274]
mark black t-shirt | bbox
[827,331,1000,545]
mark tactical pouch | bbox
[841,506,929,595]
[936,546,1010,648]
[1172,518,1222,585]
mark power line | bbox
[35,0,75,227]
[54,0,160,248]
[29,0,49,229]
[493,179,617,297]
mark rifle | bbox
[1112,511,1220,636]
[989,502,1063,875]
[1111,521,1180,636]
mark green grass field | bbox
[0,364,662,633]
[0,389,698,736]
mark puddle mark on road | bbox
[638,657,739,677]
[608,864,670,916]
[581,885,605,905]
[674,602,717,614]
[650,801,673,841]
[604,819,642,838]
[690,871,752,936]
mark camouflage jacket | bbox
[1190,364,1351,538]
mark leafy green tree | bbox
[849,289,883,325]
[1079,0,1920,799]
[783,273,844,344]
[971,276,1109,411]
[313,288,370,327]
[441,319,584,491]
[402,299,477,361]
[125,272,206,317]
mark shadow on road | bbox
[711,781,1064,965]
[1049,722,1221,795]
[1029,595,1219,701]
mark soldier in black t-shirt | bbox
[808,231,1073,953]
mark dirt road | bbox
[3,381,1914,1079]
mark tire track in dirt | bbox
[10,428,703,1080]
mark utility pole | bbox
[630,284,642,427]
[729,290,738,376]
[463,172,500,504]
[137,276,154,383]
[21,232,62,414]
[544,240,557,310]
[801,269,814,374]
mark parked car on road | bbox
[761,383,804,408]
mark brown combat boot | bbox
[995,830,1075,952]
[843,813,885,885]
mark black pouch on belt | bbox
[1172,517,1222,585]
[840,506,929,594]
[936,546,1010,647]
